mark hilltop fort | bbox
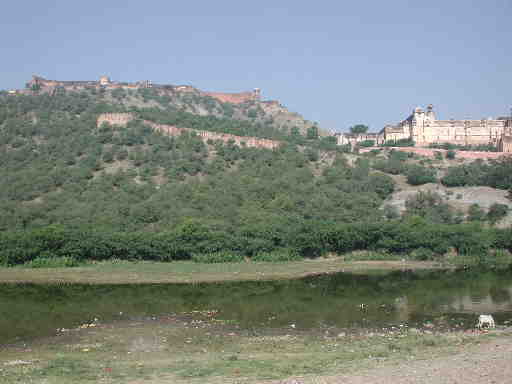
[25,75,261,104]
[9,75,512,154]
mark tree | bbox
[404,191,453,224]
[383,204,400,219]
[487,203,509,224]
[467,204,485,222]
[446,150,456,159]
[306,125,319,140]
[358,140,375,148]
[349,124,369,135]
[405,164,437,185]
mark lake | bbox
[1,269,512,345]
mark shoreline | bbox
[1,307,510,383]
[0,259,453,285]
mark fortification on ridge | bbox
[11,75,512,153]
[25,75,260,104]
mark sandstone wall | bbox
[411,119,506,147]
[203,90,259,104]
[97,113,135,127]
[96,113,281,150]
[146,121,281,150]
[28,76,150,93]
[383,105,512,152]
[382,126,409,142]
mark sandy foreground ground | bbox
[278,334,512,384]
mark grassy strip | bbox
[0,313,508,384]
[0,259,448,284]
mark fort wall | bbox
[97,113,135,127]
[203,88,260,104]
[96,113,281,150]
[26,75,260,105]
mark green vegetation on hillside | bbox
[441,158,512,190]
[1,91,511,267]
[373,150,436,185]
[0,91,397,263]
[428,142,498,152]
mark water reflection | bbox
[1,269,511,344]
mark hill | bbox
[0,89,511,266]
[0,90,393,251]
[22,74,327,136]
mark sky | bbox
[1,0,511,132]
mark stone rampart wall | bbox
[146,121,280,149]
[27,76,261,105]
[97,113,135,127]
[96,113,281,150]
[203,91,258,104]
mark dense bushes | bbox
[380,138,415,147]
[0,223,235,266]
[403,191,457,224]
[405,164,437,185]
[441,158,512,190]
[373,151,436,186]
[428,142,498,152]
[191,251,245,263]
[373,150,409,175]
[1,220,511,267]
[294,220,507,258]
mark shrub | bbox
[343,250,398,261]
[484,249,512,269]
[467,204,486,222]
[372,150,408,175]
[21,256,83,268]
[358,140,375,148]
[191,251,244,263]
[381,138,415,147]
[409,248,436,261]
[493,227,512,250]
[383,204,400,220]
[446,150,456,159]
[405,164,437,185]
[404,191,453,224]
[487,203,509,224]
[252,249,302,262]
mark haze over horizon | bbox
[2,0,511,132]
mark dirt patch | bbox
[276,330,512,384]
[385,180,512,225]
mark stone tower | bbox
[253,88,261,101]
[425,104,436,121]
[99,76,111,86]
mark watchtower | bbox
[99,76,111,86]
[253,88,261,101]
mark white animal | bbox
[476,314,495,329]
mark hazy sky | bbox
[2,1,511,132]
